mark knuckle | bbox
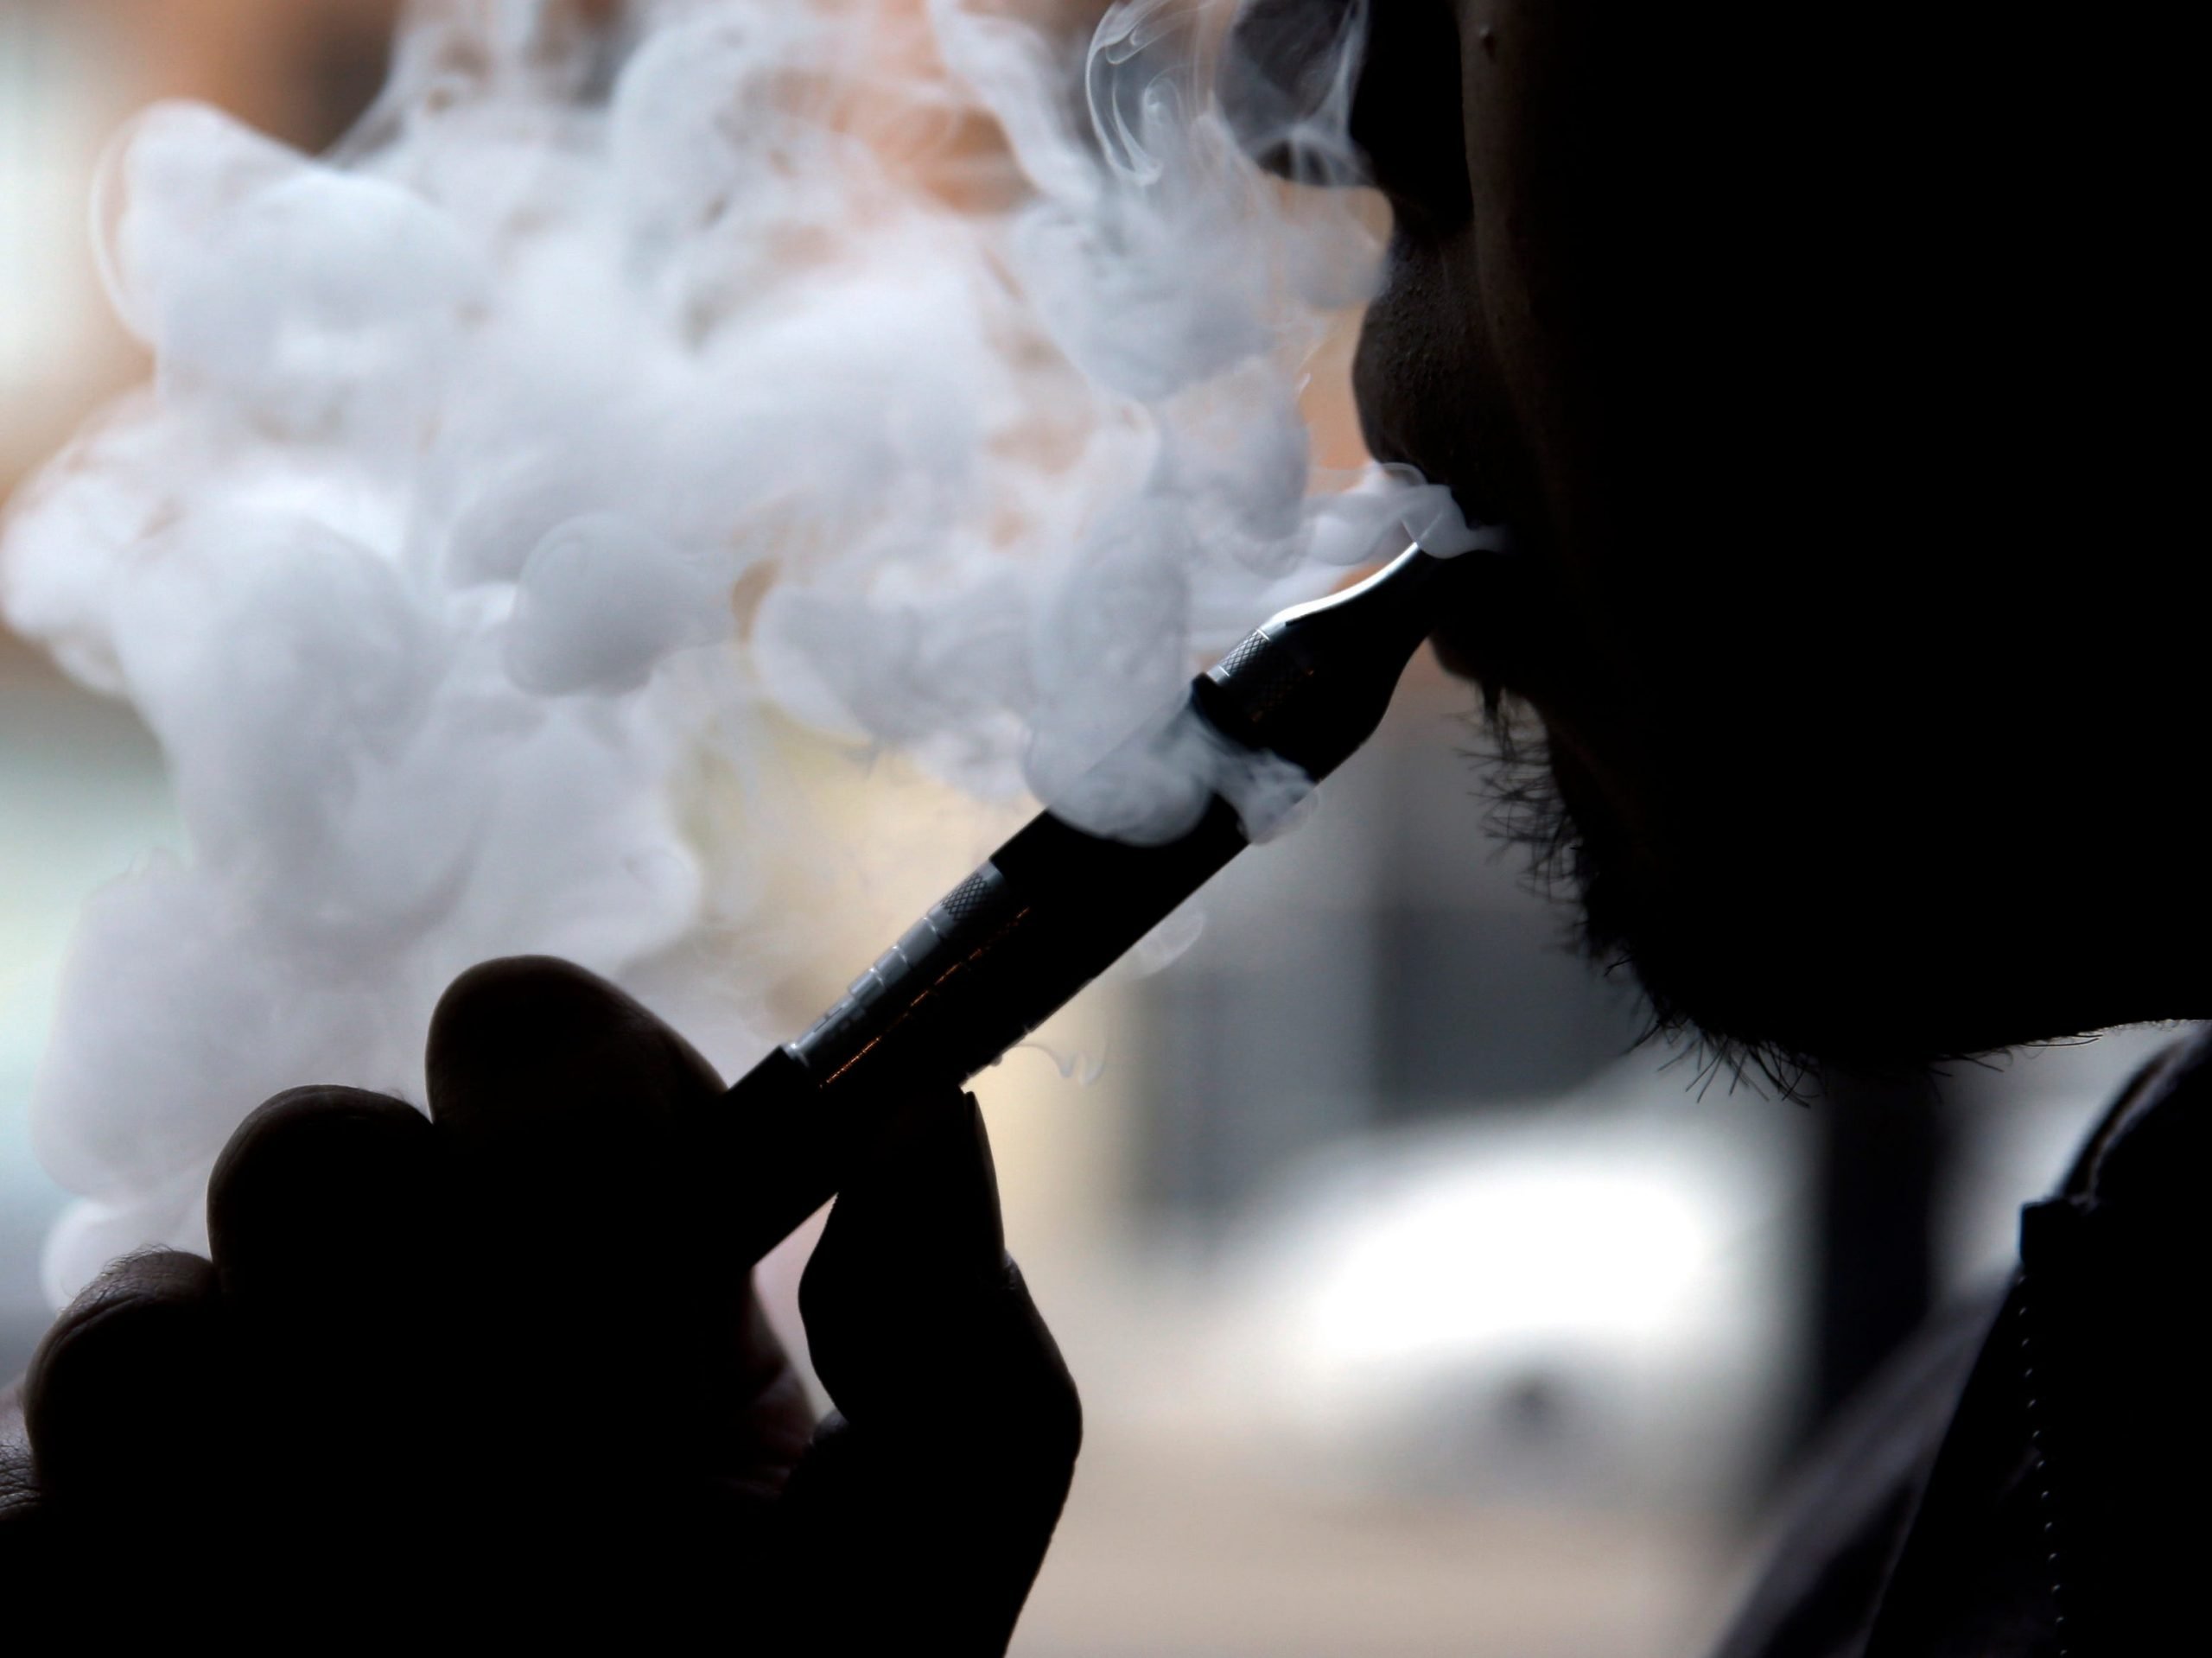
[1018,1363,1084,1466]
[207,1092,434,1290]
[212,1086,425,1197]
[23,1256,219,1477]
[991,1260,1082,1464]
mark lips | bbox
[1421,538,1571,705]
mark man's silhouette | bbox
[4,3,2198,1651]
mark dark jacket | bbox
[1718,1031,2208,1656]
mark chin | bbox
[1582,885,1959,1090]
[1511,734,2062,1088]
[1580,853,2142,1089]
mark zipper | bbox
[2014,1262,2073,1657]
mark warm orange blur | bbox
[3,0,1370,495]
[1,0,391,486]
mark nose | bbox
[1217,0,1369,182]
[1221,1,1472,228]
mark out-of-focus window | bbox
[2,1,123,477]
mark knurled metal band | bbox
[791,862,1019,1071]
[938,867,1002,927]
[1207,630,1307,734]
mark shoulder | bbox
[1713,1026,2209,1658]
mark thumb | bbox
[780,1092,1081,1653]
[801,1092,1075,1439]
[799,1090,1004,1412]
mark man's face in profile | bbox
[1238,0,2201,1075]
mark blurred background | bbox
[0,3,2183,1653]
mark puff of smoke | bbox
[1,0,1470,1302]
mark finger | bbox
[205,1085,445,1496]
[427,954,724,1148]
[22,1249,228,1509]
[785,1092,1080,1653]
[423,956,785,1462]
[426,957,723,1245]
[2,1382,46,1532]
[207,1085,439,1312]
[426,956,721,1279]
[801,1093,1077,1445]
